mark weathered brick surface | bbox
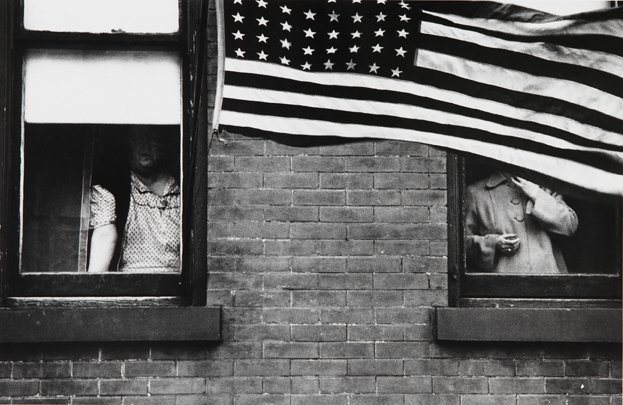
[1,3,618,405]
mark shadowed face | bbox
[128,132,166,176]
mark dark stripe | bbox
[221,98,623,175]
[420,10,623,57]
[224,70,623,152]
[418,34,623,99]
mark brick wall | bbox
[0,1,620,404]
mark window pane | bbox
[23,0,179,34]
[21,124,182,273]
[23,49,181,125]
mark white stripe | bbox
[423,10,623,37]
[219,110,623,196]
[421,20,623,77]
[224,58,623,147]
[417,50,623,119]
[224,84,623,164]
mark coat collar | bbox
[131,172,179,195]
[485,171,510,189]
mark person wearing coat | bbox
[465,171,578,274]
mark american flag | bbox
[214,0,623,196]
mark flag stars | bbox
[234,48,245,58]
[353,0,362,3]
[304,10,316,20]
[256,0,267,8]
[327,46,338,54]
[257,16,269,26]
[304,28,316,38]
[232,13,245,23]
[280,56,290,65]
[328,30,339,39]
[346,59,356,70]
[233,0,242,4]
[399,14,411,22]
[281,21,292,31]
[399,0,411,9]
[302,46,315,55]
[257,50,268,60]
[376,12,387,22]
[280,38,292,49]
[377,0,386,3]
[232,30,245,40]
[391,67,403,77]
[257,33,269,43]
[301,62,312,70]
[351,31,362,39]
[352,13,363,23]
[395,47,407,57]
[349,44,360,53]
[329,11,339,22]
[324,59,335,70]
[374,28,385,37]
[369,63,380,74]
[397,29,409,38]
[372,43,383,53]
[280,5,291,14]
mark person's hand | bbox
[511,176,540,201]
[495,233,520,256]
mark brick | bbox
[235,156,290,171]
[291,394,348,405]
[402,190,447,206]
[566,360,610,377]
[318,274,372,290]
[517,395,567,405]
[100,379,148,395]
[432,377,488,394]
[374,173,428,190]
[124,361,176,377]
[209,139,263,156]
[208,272,263,289]
[348,325,403,341]
[404,394,459,405]
[235,291,291,307]
[265,273,319,290]
[376,308,430,324]
[459,360,515,376]
[403,257,448,273]
[0,380,39,396]
[347,257,401,273]
[12,399,70,405]
[221,308,263,324]
[208,172,262,188]
[348,360,403,376]
[460,395,516,405]
[545,378,591,394]
[567,396,611,405]
[234,394,290,405]
[150,343,208,360]
[321,308,375,324]
[405,359,459,376]
[149,378,206,394]
[403,324,433,341]
[265,173,319,188]
[293,156,346,172]
[350,395,404,405]
[234,360,290,376]
[347,291,403,307]
[319,377,376,394]
[430,207,447,224]
[265,240,321,256]
[291,360,348,376]
[292,325,347,342]
[429,274,448,290]
[177,361,234,377]
[430,174,447,189]
[0,363,8,378]
[404,290,448,307]
[206,342,262,360]
[590,379,622,394]
[208,189,235,205]
[292,291,346,307]
[12,361,70,378]
[401,157,446,172]
[263,308,321,324]
[208,239,264,255]
[40,379,98,396]
[266,141,319,156]
[119,396,176,405]
[236,257,291,273]
[263,377,291,393]
[292,257,347,273]
[516,361,565,377]
[489,377,546,394]
[235,189,291,205]
[320,173,373,189]
[210,221,289,239]
[208,156,234,171]
[320,207,373,222]
[206,377,262,394]
[375,141,429,157]
[320,143,374,156]
[176,395,218,405]
[374,207,429,222]
[377,377,432,393]
[349,223,446,239]
[611,360,621,378]
[345,157,400,172]
[70,398,120,405]
[376,342,429,359]
[264,342,319,359]
[374,273,428,290]
[346,191,401,206]
[320,343,374,359]
[291,223,347,239]
[319,240,374,256]
[264,206,319,222]
[374,241,429,256]
[294,190,345,206]
[292,377,320,394]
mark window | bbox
[0,0,216,341]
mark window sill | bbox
[0,306,221,342]
[436,307,621,342]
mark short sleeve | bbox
[90,185,116,229]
